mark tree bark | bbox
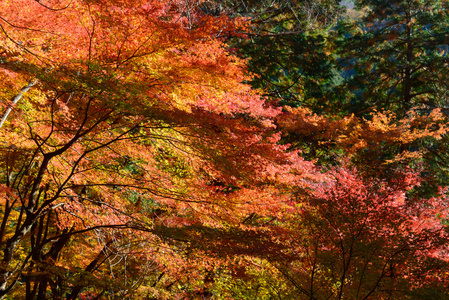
[0,80,38,129]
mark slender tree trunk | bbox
[0,80,38,129]
[0,200,13,245]
[403,7,414,115]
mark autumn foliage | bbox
[1,0,449,299]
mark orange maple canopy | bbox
[0,1,315,298]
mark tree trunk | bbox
[0,80,38,129]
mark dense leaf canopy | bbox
[1,0,449,299]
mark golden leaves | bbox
[278,106,449,164]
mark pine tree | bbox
[339,0,449,117]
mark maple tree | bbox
[271,165,449,299]
[277,105,449,169]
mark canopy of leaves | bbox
[0,0,449,299]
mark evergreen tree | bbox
[338,0,449,117]
[204,0,345,112]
